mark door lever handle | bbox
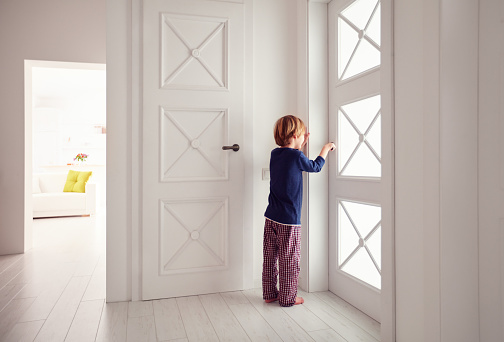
[222,144,240,152]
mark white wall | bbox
[252,0,302,286]
[0,0,106,255]
[307,1,329,292]
[106,0,132,302]
[394,0,428,338]
[439,1,479,340]
[394,0,500,340]
[478,1,504,341]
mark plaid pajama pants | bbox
[262,218,301,307]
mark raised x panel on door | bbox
[160,197,228,275]
[160,108,229,182]
[161,13,228,90]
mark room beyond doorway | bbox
[25,60,106,250]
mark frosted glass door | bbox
[329,0,382,322]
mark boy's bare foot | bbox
[265,298,278,303]
[294,297,304,305]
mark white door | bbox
[142,0,246,300]
[328,0,382,321]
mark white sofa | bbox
[33,173,96,218]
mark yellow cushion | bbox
[63,170,93,193]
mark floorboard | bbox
[298,290,378,342]
[33,276,90,342]
[95,301,128,342]
[128,300,153,318]
[309,328,347,342]
[0,283,26,313]
[282,302,331,332]
[2,320,44,342]
[0,297,36,341]
[126,315,157,342]
[0,254,23,274]
[227,303,283,342]
[176,296,220,342]
[152,298,186,341]
[220,291,249,305]
[18,276,71,322]
[199,293,251,341]
[314,291,380,340]
[65,299,104,342]
[82,256,105,301]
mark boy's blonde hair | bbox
[273,115,306,147]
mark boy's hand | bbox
[302,132,310,148]
[319,142,336,159]
[325,142,336,151]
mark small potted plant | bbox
[74,153,89,165]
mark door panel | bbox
[329,0,382,322]
[161,13,228,91]
[142,0,245,300]
[160,198,228,274]
[160,108,230,181]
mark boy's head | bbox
[273,115,306,147]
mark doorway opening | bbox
[25,60,106,290]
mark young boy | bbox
[263,115,336,307]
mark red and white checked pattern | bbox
[262,218,301,307]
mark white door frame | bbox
[378,0,395,338]
[129,0,254,301]
[299,0,395,339]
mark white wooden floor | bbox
[0,213,380,342]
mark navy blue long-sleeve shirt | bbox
[264,148,325,225]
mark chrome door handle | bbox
[222,144,240,152]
